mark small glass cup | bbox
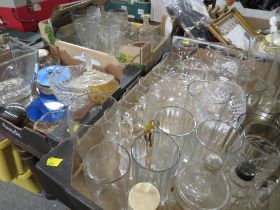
[131,132,180,206]
[172,40,198,59]
[68,92,120,158]
[84,142,130,210]
[157,52,182,78]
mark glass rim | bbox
[221,80,245,98]
[196,119,244,155]
[85,141,131,184]
[153,106,196,137]
[176,163,231,210]
[138,75,158,88]
[122,89,145,106]
[131,131,181,173]
[67,92,118,127]
[162,52,182,61]
[182,57,208,69]
[188,80,230,104]
[243,77,267,96]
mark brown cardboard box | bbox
[38,18,171,71]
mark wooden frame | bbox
[208,8,257,48]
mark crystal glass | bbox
[144,77,187,125]
[220,81,246,127]
[107,9,128,31]
[49,65,89,106]
[97,22,121,55]
[227,123,280,203]
[131,132,180,206]
[241,77,267,113]
[172,40,198,59]
[71,9,90,47]
[119,89,146,139]
[181,58,209,70]
[158,52,182,78]
[153,106,196,164]
[175,120,243,210]
[0,37,36,104]
[208,48,243,82]
[84,142,130,210]
[186,80,230,123]
[68,92,120,158]
[137,75,158,94]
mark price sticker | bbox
[138,9,144,15]
[46,157,63,167]
[121,6,127,11]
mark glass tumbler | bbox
[227,123,280,200]
[131,132,180,205]
[220,81,246,127]
[97,23,121,55]
[186,80,230,123]
[175,120,243,210]
[158,52,182,78]
[68,92,120,158]
[84,142,130,210]
[153,106,196,164]
[172,40,198,59]
[210,48,243,82]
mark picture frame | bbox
[208,8,257,50]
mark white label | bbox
[121,6,127,11]
[138,9,144,15]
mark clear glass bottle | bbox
[138,14,155,48]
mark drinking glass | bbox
[186,80,230,123]
[209,48,243,82]
[220,81,246,127]
[131,132,180,205]
[181,58,209,71]
[157,52,182,79]
[107,9,128,31]
[137,75,158,94]
[175,120,243,210]
[153,106,196,164]
[71,9,90,47]
[97,23,121,55]
[172,40,198,59]
[119,89,146,138]
[227,123,280,199]
[84,142,130,210]
[67,92,120,158]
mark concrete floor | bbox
[0,181,67,210]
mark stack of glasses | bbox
[69,6,161,55]
[67,38,280,210]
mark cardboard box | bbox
[38,17,171,72]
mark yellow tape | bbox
[46,157,63,167]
